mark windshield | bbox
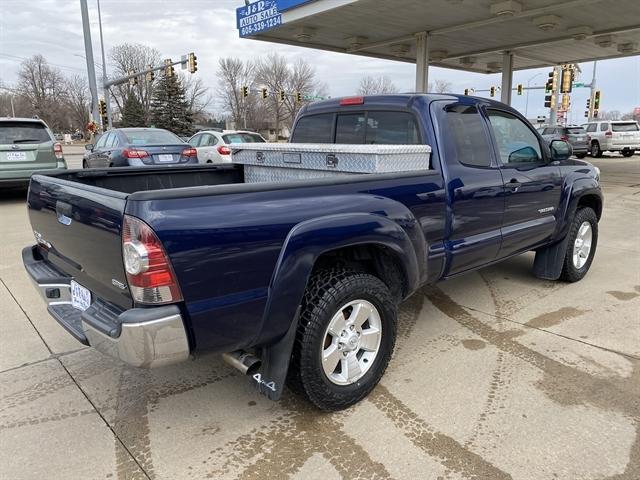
[567,128,585,134]
[0,121,51,144]
[123,129,183,146]
[222,132,265,144]
[611,123,639,132]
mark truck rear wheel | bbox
[560,207,598,282]
[591,142,603,158]
[288,269,397,410]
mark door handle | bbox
[507,179,522,191]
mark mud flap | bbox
[251,307,300,401]
[533,234,570,281]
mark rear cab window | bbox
[0,121,52,144]
[611,122,639,132]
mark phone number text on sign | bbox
[240,15,282,37]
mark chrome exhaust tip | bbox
[222,350,261,375]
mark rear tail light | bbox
[560,135,568,141]
[217,145,231,155]
[340,96,365,105]
[605,131,613,137]
[181,147,198,158]
[122,148,150,159]
[122,215,182,305]
[53,142,63,160]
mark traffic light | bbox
[188,52,198,74]
[544,94,556,108]
[128,70,138,86]
[464,88,469,95]
[241,86,249,97]
[261,88,268,99]
[584,111,589,118]
[146,65,155,82]
[516,83,523,95]
[164,59,174,78]
[295,91,302,103]
[560,65,573,93]
[561,93,570,111]
[98,99,107,116]
[593,90,601,109]
[593,109,599,118]
[586,98,591,109]
[489,86,496,97]
[545,69,558,93]
[279,90,285,101]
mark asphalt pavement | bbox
[0,148,638,479]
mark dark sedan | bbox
[540,126,589,158]
[83,128,198,168]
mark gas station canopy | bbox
[237,0,640,100]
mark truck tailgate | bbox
[27,174,132,310]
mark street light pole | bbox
[80,0,99,129]
[96,0,112,128]
[525,72,542,118]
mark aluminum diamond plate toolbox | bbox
[244,165,356,183]
[230,143,431,176]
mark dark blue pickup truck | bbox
[23,94,602,410]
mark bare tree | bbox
[598,110,622,121]
[64,75,90,131]
[282,58,325,127]
[216,57,256,129]
[357,75,398,95]
[182,74,212,119]
[16,55,68,130]
[429,79,452,93]
[255,53,290,138]
[109,43,161,120]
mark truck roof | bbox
[301,93,510,116]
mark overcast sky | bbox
[1,0,639,123]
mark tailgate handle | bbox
[55,201,73,225]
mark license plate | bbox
[158,154,174,162]
[576,137,584,141]
[70,280,91,311]
[6,151,27,161]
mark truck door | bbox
[484,108,562,258]
[432,102,505,275]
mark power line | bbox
[0,53,86,73]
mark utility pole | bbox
[549,65,560,126]
[588,61,597,121]
[80,0,99,128]
[97,0,112,128]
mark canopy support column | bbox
[415,32,429,93]
[501,51,514,105]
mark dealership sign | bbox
[236,0,314,37]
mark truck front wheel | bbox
[560,207,598,282]
[288,269,397,410]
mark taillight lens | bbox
[605,131,612,137]
[53,142,63,159]
[122,215,182,304]
[217,145,231,155]
[123,148,150,159]
[181,147,198,158]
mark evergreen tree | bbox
[120,94,146,127]
[149,73,194,136]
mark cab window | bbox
[487,110,542,165]
[291,114,334,143]
[442,105,492,167]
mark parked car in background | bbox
[83,128,198,168]
[0,117,66,188]
[188,130,265,163]
[583,120,640,157]
[540,125,588,158]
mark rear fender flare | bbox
[255,212,424,346]
[555,177,602,240]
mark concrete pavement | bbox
[1,153,638,479]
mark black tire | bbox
[576,153,587,159]
[82,160,88,169]
[559,207,598,282]
[621,150,635,158]
[288,269,397,411]
[591,142,603,158]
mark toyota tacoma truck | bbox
[22,94,602,410]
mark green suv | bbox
[0,117,67,188]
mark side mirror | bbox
[550,139,572,161]
[85,143,94,151]
[508,146,539,164]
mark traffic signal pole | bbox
[80,0,99,129]
[97,0,112,129]
[549,65,560,126]
[588,61,597,121]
